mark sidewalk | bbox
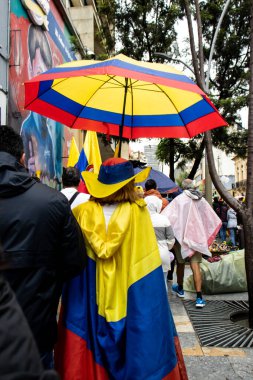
[169,269,253,380]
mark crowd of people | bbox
[0,124,240,379]
[0,126,189,379]
[213,196,243,247]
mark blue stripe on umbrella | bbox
[39,88,84,116]
[79,108,184,127]
[180,98,214,124]
[40,58,195,85]
[37,86,214,127]
[38,79,54,96]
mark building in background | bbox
[194,147,235,196]
[232,155,247,197]
[63,0,114,57]
[144,144,161,171]
[129,139,161,170]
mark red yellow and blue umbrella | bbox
[24,54,227,141]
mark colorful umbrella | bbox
[134,167,179,193]
[24,54,227,140]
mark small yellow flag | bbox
[67,136,79,167]
[114,142,120,158]
[83,131,102,174]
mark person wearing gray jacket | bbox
[145,195,175,290]
[227,208,237,246]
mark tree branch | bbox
[183,0,203,88]
[188,137,205,179]
[204,130,243,214]
[194,0,205,84]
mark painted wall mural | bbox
[9,0,76,187]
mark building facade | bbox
[232,155,247,197]
[63,0,114,57]
[144,140,162,171]
[6,0,112,188]
[194,147,235,195]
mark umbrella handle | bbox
[118,78,128,157]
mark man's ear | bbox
[20,152,26,166]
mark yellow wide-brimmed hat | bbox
[82,158,150,198]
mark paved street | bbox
[169,268,253,380]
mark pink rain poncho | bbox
[162,191,222,259]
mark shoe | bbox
[172,284,185,298]
[196,298,206,308]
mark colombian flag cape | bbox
[55,199,188,380]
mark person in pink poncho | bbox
[162,179,221,308]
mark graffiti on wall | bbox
[9,0,75,187]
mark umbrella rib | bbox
[105,75,126,87]
[82,75,123,108]
[25,77,71,109]
[26,74,122,109]
[81,74,124,88]
[131,87,162,93]
[131,82,157,88]
[154,83,191,138]
[70,76,129,128]
[128,81,163,90]
[49,74,123,95]
[31,73,125,130]
[70,75,124,129]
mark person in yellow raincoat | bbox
[55,157,188,380]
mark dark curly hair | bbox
[62,167,81,187]
[0,125,24,161]
[145,179,157,191]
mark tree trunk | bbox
[246,0,253,213]
[204,132,242,211]
[194,0,205,84]
[184,0,253,327]
[169,139,175,181]
[242,211,253,328]
[183,0,203,88]
[188,138,205,179]
[243,0,253,329]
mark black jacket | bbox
[0,152,87,352]
[0,274,59,379]
[214,201,228,223]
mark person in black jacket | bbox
[214,198,228,242]
[0,126,87,369]
[0,244,59,380]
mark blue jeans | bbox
[229,228,236,246]
[40,351,54,369]
[219,222,227,242]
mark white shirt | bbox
[102,204,118,230]
[61,187,90,209]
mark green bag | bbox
[184,250,247,294]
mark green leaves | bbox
[114,0,182,62]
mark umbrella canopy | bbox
[134,167,178,193]
[25,54,227,139]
